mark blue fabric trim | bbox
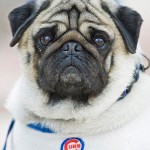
[2,121,55,150]
[27,123,56,133]
[3,120,15,150]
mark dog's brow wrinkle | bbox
[84,7,102,23]
[46,21,68,27]
[48,10,66,21]
[81,20,101,26]
[69,8,80,29]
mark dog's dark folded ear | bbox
[103,6,143,54]
[8,2,35,47]
[8,1,50,47]
[115,6,143,54]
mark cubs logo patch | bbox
[61,137,84,150]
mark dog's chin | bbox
[60,66,82,85]
[58,66,83,96]
[50,66,90,104]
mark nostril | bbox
[75,44,83,52]
[62,43,69,52]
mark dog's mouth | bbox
[50,65,90,104]
[37,41,108,104]
[60,66,82,86]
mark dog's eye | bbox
[39,35,52,46]
[93,34,107,48]
[94,37,105,47]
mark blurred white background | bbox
[0,0,150,148]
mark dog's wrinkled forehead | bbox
[36,0,117,12]
[32,0,117,38]
[35,0,117,23]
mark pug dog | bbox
[4,0,150,150]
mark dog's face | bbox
[8,0,143,121]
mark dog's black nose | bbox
[61,41,83,54]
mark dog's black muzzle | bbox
[37,38,107,104]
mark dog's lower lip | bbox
[60,66,82,84]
